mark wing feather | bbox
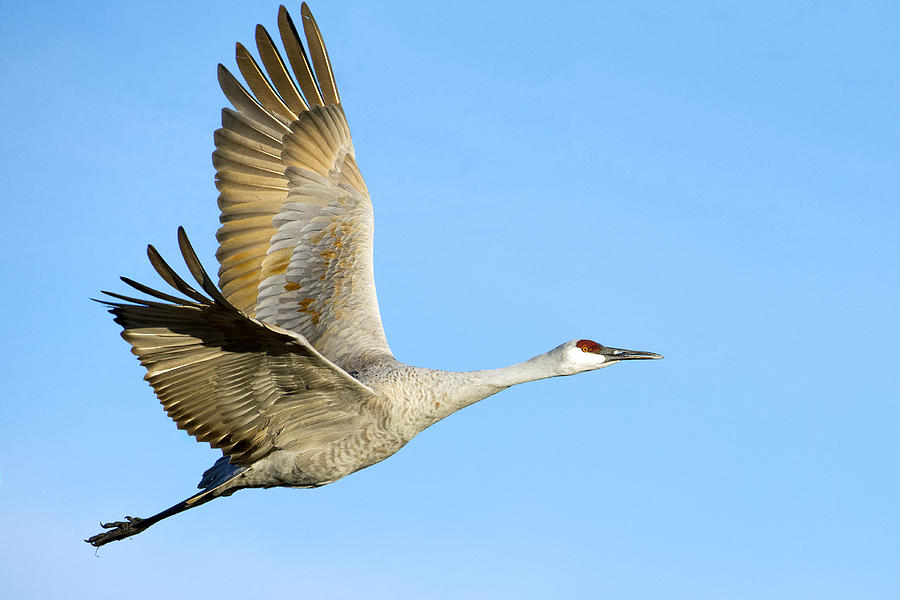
[255,24,309,114]
[220,108,282,152]
[214,4,392,371]
[103,230,381,466]
[300,4,340,105]
[235,42,296,124]
[217,64,290,138]
[147,244,208,304]
[278,5,324,107]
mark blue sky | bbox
[1,1,898,598]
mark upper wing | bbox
[102,227,381,467]
[213,4,391,372]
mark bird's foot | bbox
[85,516,145,547]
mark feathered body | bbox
[217,361,524,491]
[87,4,660,548]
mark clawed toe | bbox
[86,516,146,547]
[99,516,141,530]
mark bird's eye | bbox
[582,346,591,352]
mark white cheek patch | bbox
[575,349,606,367]
[591,353,608,366]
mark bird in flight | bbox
[87,3,662,548]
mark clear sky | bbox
[1,1,897,598]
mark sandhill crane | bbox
[87,3,662,548]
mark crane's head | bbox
[556,339,663,374]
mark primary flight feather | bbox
[88,3,661,548]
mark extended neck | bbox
[429,350,565,422]
[477,351,565,389]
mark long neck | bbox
[427,351,564,423]
[476,352,564,390]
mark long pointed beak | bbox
[600,346,664,361]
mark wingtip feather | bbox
[177,228,234,309]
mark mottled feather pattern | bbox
[213,16,391,373]
[248,106,389,371]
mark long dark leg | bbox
[86,485,225,547]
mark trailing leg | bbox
[86,478,237,547]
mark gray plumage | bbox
[87,3,661,548]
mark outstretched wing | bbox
[214,4,391,372]
[102,227,381,467]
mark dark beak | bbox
[600,346,663,361]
